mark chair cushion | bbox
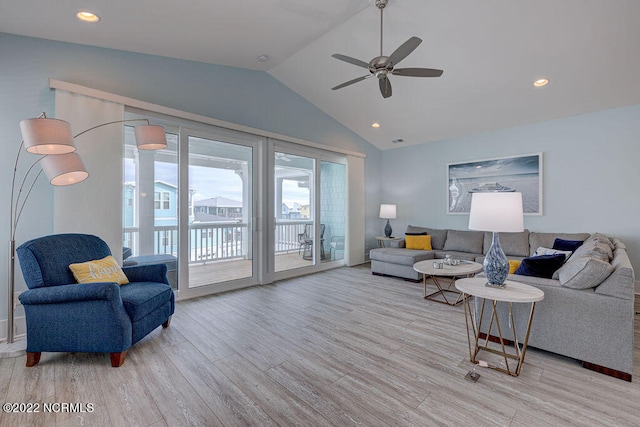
[69,255,129,285]
[119,282,174,322]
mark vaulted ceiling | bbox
[3,0,640,150]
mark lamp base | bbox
[384,219,392,238]
[0,337,26,358]
[483,232,509,287]
[485,282,507,289]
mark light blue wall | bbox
[0,33,382,323]
[380,104,640,271]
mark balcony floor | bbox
[187,251,341,288]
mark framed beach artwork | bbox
[447,153,543,215]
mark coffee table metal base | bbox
[423,275,471,306]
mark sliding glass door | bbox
[181,128,258,296]
[273,151,315,272]
[270,141,347,279]
[124,112,350,298]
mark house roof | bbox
[3,1,640,150]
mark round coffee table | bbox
[413,260,483,306]
[455,278,544,377]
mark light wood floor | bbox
[1,265,639,426]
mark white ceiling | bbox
[3,0,640,150]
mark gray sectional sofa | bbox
[369,225,636,380]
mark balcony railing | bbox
[123,220,312,264]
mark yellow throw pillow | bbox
[405,235,432,250]
[69,255,129,285]
[509,260,522,274]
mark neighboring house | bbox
[281,202,302,219]
[194,197,242,221]
[123,181,194,227]
[300,204,310,219]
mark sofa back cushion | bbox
[443,230,484,254]
[406,226,448,250]
[528,232,590,256]
[555,256,614,289]
[483,230,530,257]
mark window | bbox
[154,191,170,210]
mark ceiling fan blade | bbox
[388,36,422,66]
[392,68,444,77]
[379,76,392,98]
[331,54,370,69]
[332,75,370,90]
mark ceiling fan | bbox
[331,0,443,98]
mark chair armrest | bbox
[19,282,121,305]
[122,263,169,285]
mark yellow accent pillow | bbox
[509,260,522,274]
[69,255,129,285]
[405,235,432,250]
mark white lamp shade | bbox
[134,125,167,150]
[468,192,524,232]
[20,118,76,155]
[41,153,89,186]
[379,204,397,219]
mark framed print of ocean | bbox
[447,153,542,215]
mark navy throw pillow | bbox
[553,238,584,253]
[514,254,566,279]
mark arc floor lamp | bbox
[1,113,166,357]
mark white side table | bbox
[455,278,544,377]
[375,236,403,248]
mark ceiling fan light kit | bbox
[331,0,443,98]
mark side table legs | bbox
[423,274,471,306]
[462,295,537,377]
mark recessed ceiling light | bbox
[77,11,100,23]
[371,122,381,128]
[533,78,549,87]
[257,54,270,63]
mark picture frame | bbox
[447,153,543,215]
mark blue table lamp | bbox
[468,192,524,288]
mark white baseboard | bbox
[0,316,26,342]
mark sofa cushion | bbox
[528,232,590,256]
[483,230,530,257]
[570,240,612,262]
[119,282,174,322]
[594,249,635,298]
[514,254,566,279]
[553,238,584,253]
[369,248,434,266]
[405,235,432,250]
[555,256,614,290]
[509,260,522,274]
[443,230,484,254]
[590,232,615,250]
[406,226,448,250]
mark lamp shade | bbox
[468,192,524,233]
[20,118,75,155]
[41,153,89,186]
[379,204,397,219]
[134,125,167,150]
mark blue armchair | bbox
[17,234,175,367]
